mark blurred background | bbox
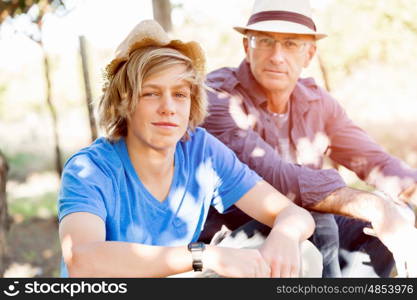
[0,0,416,277]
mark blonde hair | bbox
[98,46,207,141]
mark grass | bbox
[4,151,54,183]
[8,191,58,221]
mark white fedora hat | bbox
[234,0,327,40]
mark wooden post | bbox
[317,52,332,92]
[152,0,172,32]
[79,35,98,142]
[0,151,9,277]
[41,45,63,176]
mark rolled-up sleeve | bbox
[323,88,417,196]
[298,168,346,208]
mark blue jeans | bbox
[199,207,394,277]
[310,211,342,277]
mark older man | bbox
[199,0,417,277]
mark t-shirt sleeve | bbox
[205,132,262,213]
[58,154,111,223]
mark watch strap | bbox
[187,242,205,272]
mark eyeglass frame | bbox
[246,34,312,53]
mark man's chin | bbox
[261,78,289,91]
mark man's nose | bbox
[269,42,285,64]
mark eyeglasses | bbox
[248,35,309,53]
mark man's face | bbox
[244,31,316,94]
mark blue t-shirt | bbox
[58,128,261,276]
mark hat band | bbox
[247,10,316,31]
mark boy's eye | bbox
[141,92,159,98]
[175,93,186,98]
[174,90,191,99]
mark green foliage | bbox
[22,249,38,262]
[319,0,417,86]
[7,151,35,167]
[8,191,58,220]
[0,0,65,23]
[4,151,52,182]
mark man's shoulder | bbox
[297,77,324,96]
[206,67,238,90]
[297,77,337,105]
[298,77,319,89]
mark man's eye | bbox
[259,38,274,46]
[284,40,298,48]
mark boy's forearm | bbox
[270,205,315,242]
[67,241,193,277]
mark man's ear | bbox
[303,42,317,68]
[243,37,250,62]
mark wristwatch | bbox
[187,242,206,272]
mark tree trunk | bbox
[152,0,172,32]
[317,52,332,92]
[317,52,340,170]
[79,35,97,142]
[42,45,63,176]
[0,151,9,277]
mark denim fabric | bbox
[309,212,342,277]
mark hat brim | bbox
[105,20,205,79]
[234,20,327,40]
[106,39,205,78]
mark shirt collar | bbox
[291,77,321,116]
[236,60,269,108]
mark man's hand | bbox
[399,183,417,208]
[369,226,417,277]
[365,202,417,277]
[258,229,301,277]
